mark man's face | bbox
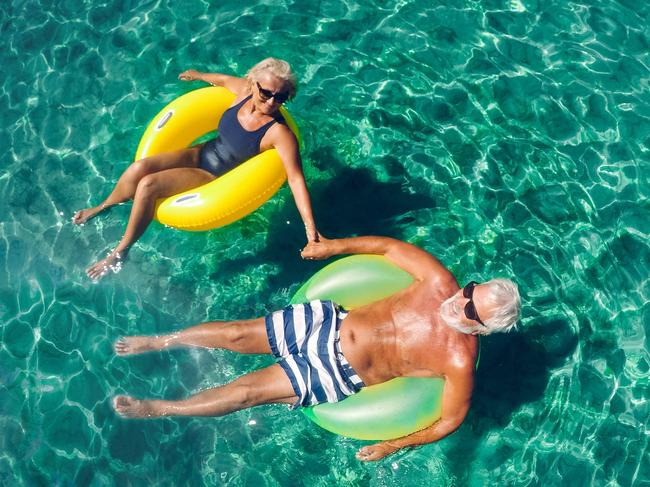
[440,283,493,334]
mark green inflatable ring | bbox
[290,254,445,440]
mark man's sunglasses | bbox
[256,82,289,104]
[463,281,486,327]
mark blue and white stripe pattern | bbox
[265,300,366,408]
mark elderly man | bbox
[113,236,521,461]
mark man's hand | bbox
[355,442,400,462]
[301,237,334,260]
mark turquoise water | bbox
[1,0,648,485]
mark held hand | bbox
[301,237,333,260]
[306,228,321,243]
[303,223,320,245]
[355,442,400,462]
[178,69,201,81]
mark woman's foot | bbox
[114,336,168,356]
[86,250,125,280]
[73,205,105,224]
[113,396,161,418]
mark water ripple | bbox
[0,0,648,485]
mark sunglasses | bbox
[462,281,486,327]
[256,82,289,104]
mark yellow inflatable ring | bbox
[134,86,301,231]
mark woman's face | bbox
[252,73,290,115]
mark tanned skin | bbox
[302,236,481,461]
[75,68,318,280]
[113,236,491,462]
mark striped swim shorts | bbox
[265,300,366,408]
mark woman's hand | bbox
[178,69,202,82]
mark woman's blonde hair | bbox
[246,58,297,100]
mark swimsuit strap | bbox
[234,94,253,108]
[256,116,279,133]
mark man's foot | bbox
[114,336,166,356]
[86,250,124,281]
[73,205,104,225]
[113,396,160,418]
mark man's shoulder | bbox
[420,274,459,299]
[445,336,479,376]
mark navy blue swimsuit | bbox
[198,95,284,177]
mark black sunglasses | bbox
[462,281,486,327]
[256,82,289,103]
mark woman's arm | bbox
[272,126,319,242]
[178,69,248,95]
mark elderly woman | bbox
[74,58,319,280]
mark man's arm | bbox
[356,367,474,462]
[301,236,453,283]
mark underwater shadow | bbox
[444,317,578,480]
[211,165,436,292]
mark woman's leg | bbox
[73,146,203,224]
[114,317,272,356]
[113,364,297,418]
[86,165,214,279]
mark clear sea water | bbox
[1,0,648,485]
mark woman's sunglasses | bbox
[462,281,486,327]
[256,82,289,104]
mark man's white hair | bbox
[482,278,521,333]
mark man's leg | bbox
[113,364,297,418]
[114,317,271,356]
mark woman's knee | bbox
[134,174,161,199]
[124,159,153,184]
[133,155,163,174]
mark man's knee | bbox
[223,320,267,352]
[224,324,256,350]
[230,381,262,409]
